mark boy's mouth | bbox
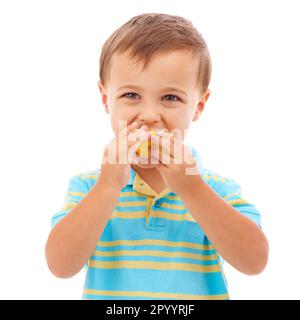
[136,129,173,162]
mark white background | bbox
[0,0,299,299]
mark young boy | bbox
[46,13,268,300]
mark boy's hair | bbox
[99,13,212,95]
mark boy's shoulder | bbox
[202,168,233,183]
[74,168,100,180]
[201,168,242,197]
[67,168,100,192]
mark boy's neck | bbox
[131,164,161,179]
[131,164,167,194]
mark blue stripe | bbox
[89,255,219,266]
[115,206,147,212]
[236,206,261,216]
[224,195,240,201]
[238,210,261,226]
[101,219,209,246]
[160,198,184,205]
[96,245,216,256]
[121,186,135,192]
[51,212,67,227]
[84,268,228,296]
[66,194,84,201]
[152,207,188,214]
[118,196,147,202]
[231,203,256,208]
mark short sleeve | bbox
[203,170,262,229]
[51,175,90,228]
[217,179,262,229]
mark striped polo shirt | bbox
[51,145,262,300]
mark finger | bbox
[156,129,183,149]
[120,121,145,137]
[150,132,176,159]
[127,132,150,163]
[116,125,148,161]
[119,121,137,136]
[148,137,173,167]
[128,125,149,143]
[130,124,148,136]
[152,132,188,166]
[155,131,185,164]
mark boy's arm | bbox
[45,177,121,278]
[179,175,269,275]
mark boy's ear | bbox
[193,89,211,121]
[97,80,109,114]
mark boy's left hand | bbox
[149,129,201,195]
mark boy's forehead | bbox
[108,50,199,90]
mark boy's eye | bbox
[121,93,181,102]
[122,92,140,99]
[162,95,180,102]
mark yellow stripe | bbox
[97,239,214,251]
[117,201,147,207]
[211,175,227,183]
[152,210,195,222]
[117,201,186,211]
[93,249,217,261]
[119,191,142,197]
[60,202,77,211]
[226,199,249,206]
[223,192,239,200]
[203,174,228,183]
[111,210,195,222]
[116,201,186,211]
[119,192,181,201]
[79,174,99,180]
[83,289,229,300]
[212,175,220,182]
[88,260,220,273]
[111,211,147,219]
[160,202,186,210]
[165,194,181,200]
[68,191,86,197]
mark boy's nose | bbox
[137,111,161,125]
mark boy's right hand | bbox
[98,122,149,191]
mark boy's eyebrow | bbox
[117,84,188,96]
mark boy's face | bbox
[98,49,210,168]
